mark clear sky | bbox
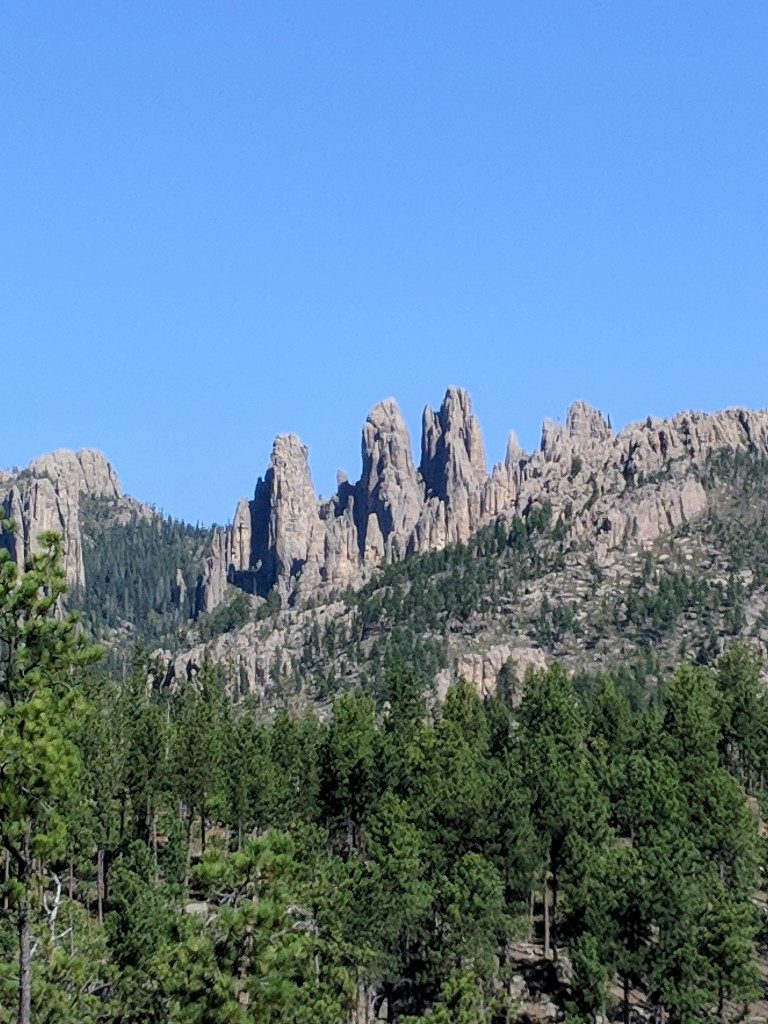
[3,3,768,524]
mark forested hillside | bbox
[8,407,768,1022]
[76,495,213,649]
[1,526,768,1023]
[174,447,768,715]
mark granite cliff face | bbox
[0,449,123,590]
[197,388,768,612]
[6,391,768,624]
[8,390,768,702]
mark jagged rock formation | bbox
[7,389,768,704]
[360,399,423,563]
[197,385,504,607]
[419,386,487,546]
[198,388,768,612]
[0,449,122,589]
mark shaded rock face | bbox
[195,527,232,614]
[196,436,322,613]
[421,386,486,501]
[201,390,768,609]
[418,386,488,547]
[0,449,122,590]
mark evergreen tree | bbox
[517,665,598,959]
[380,660,427,792]
[320,692,379,854]
[106,840,173,1022]
[224,715,273,848]
[269,711,321,828]
[714,645,768,791]
[0,526,102,1024]
[171,657,228,860]
[118,650,170,860]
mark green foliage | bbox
[197,591,252,641]
[0,523,104,1024]
[320,691,380,852]
[400,969,515,1023]
[187,831,354,1023]
[1,898,113,1024]
[1,525,767,1024]
[77,495,212,648]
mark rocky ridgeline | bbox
[196,387,768,612]
[0,449,124,590]
[4,390,768,629]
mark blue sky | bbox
[3,3,768,523]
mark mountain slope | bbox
[6,390,768,702]
[0,450,212,652]
[164,445,768,711]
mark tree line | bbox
[1,525,767,1022]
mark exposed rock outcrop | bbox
[417,386,488,548]
[28,448,122,500]
[359,399,423,562]
[203,387,512,606]
[0,449,122,590]
[250,434,323,599]
[10,392,768,710]
[195,526,232,614]
[201,391,768,612]
[434,644,548,701]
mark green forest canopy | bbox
[2,520,768,1023]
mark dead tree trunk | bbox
[2,849,9,913]
[551,869,559,960]
[96,848,105,926]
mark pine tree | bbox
[269,711,321,828]
[350,791,432,1017]
[320,692,379,854]
[224,715,273,848]
[106,839,173,1022]
[701,880,760,1021]
[120,658,168,862]
[170,657,228,863]
[714,645,768,792]
[517,664,598,959]
[0,526,102,1024]
[380,660,426,792]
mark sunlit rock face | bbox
[198,390,768,609]
[8,393,768,619]
[0,448,122,590]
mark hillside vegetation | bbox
[171,449,768,716]
[8,414,768,1020]
[2,527,767,1022]
[76,495,213,649]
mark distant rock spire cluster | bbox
[4,388,768,617]
[194,387,768,611]
[197,388,513,609]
